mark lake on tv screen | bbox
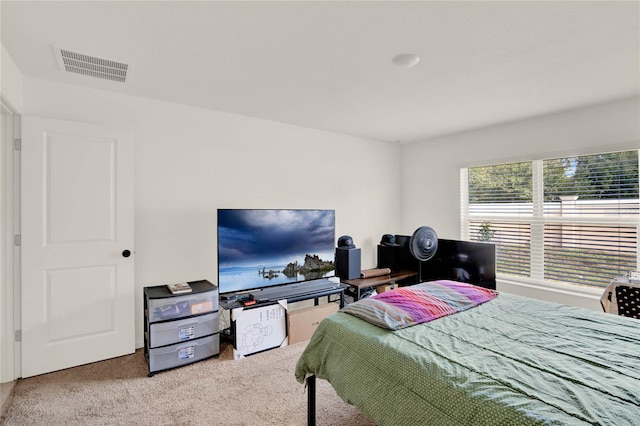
[219,265,334,293]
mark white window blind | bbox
[463,150,639,288]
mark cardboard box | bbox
[376,283,399,294]
[287,302,339,344]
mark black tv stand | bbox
[219,280,347,310]
[219,281,346,358]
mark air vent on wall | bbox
[55,47,129,83]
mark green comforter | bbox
[295,292,640,425]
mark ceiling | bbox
[2,1,639,144]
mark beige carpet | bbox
[0,341,375,425]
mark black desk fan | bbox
[409,226,438,282]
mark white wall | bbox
[21,77,402,347]
[1,45,24,112]
[401,97,640,309]
[1,45,23,384]
[0,110,10,386]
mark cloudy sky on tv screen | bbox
[217,209,335,292]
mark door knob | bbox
[122,250,131,258]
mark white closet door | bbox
[21,116,134,378]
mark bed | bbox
[295,280,640,425]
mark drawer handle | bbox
[177,319,199,327]
[177,341,199,350]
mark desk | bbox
[341,270,418,301]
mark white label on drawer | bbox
[191,301,213,315]
[178,346,195,360]
[178,326,195,341]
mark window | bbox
[461,150,639,288]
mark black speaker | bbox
[395,235,420,271]
[377,245,396,269]
[335,247,361,280]
[377,235,420,272]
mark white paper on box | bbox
[232,300,288,360]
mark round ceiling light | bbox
[392,53,420,68]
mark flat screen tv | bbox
[420,239,496,289]
[217,209,336,295]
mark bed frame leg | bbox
[307,375,316,426]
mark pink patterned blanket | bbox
[341,280,499,330]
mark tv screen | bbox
[217,209,336,295]
[421,239,496,289]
